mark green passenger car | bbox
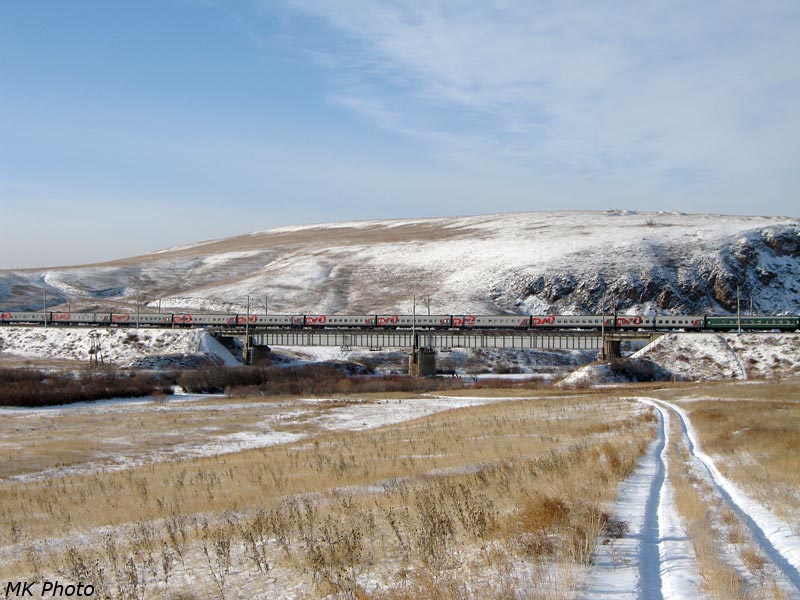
[705,316,800,331]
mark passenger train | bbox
[1,311,798,331]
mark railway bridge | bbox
[221,328,659,375]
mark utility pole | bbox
[245,295,250,364]
[136,292,141,329]
[737,285,742,334]
[89,332,104,368]
[412,294,416,343]
[600,294,605,360]
[43,290,47,328]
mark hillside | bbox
[560,332,800,385]
[1,211,799,316]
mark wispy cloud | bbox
[279,0,800,207]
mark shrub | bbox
[178,364,464,397]
[607,357,671,382]
[0,368,169,407]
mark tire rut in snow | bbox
[580,402,667,600]
[582,401,705,600]
[660,399,800,593]
[639,403,666,600]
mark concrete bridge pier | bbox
[212,333,271,365]
[409,347,436,377]
[249,345,271,365]
[602,339,622,360]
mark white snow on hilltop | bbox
[2,211,799,316]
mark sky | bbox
[1,1,799,268]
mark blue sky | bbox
[1,1,799,268]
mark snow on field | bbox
[4,381,800,597]
[583,400,705,600]
[635,332,800,380]
[582,397,800,598]
[560,333,800,385]
[660,398,800,589]
[0,327,238,368]
[1,393,517,482]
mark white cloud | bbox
[280,0,800,211]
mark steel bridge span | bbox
[244,329,657,351]
[235,329,660,374]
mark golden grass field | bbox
[0,378,797,599]
[637,379,800,600]
[662,381,800,536]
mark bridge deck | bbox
[243,329,642,350]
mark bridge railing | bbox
[247,329,615,351]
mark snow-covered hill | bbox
[635,332,800,380]
[560,332,800,385]
[2,211,798,316]
[0,327,239,369]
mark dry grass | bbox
[0,352,90,370]
[668,379,800,534]
[0,395,311,479]
[0,391,655,599]
[664,394,795,600]
[666,408,750,599]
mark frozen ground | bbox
[583,400,705,599]
[560,332,800,385]
[582,397,800,599]
[0,392,515,483]
[636,332,800,380]
[0,326,239,368]
[2,386,799,598]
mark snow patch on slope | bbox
[635,333,800,380]
[3,211,798,316]
[0,328,239,368]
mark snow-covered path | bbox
[583,397,800,599]
[659,398,800,591]
[582,400,704,600]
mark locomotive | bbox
[1,311,798,331]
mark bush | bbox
[0,368,170,407]
[177,364,465,396]
[607,358,670,382]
